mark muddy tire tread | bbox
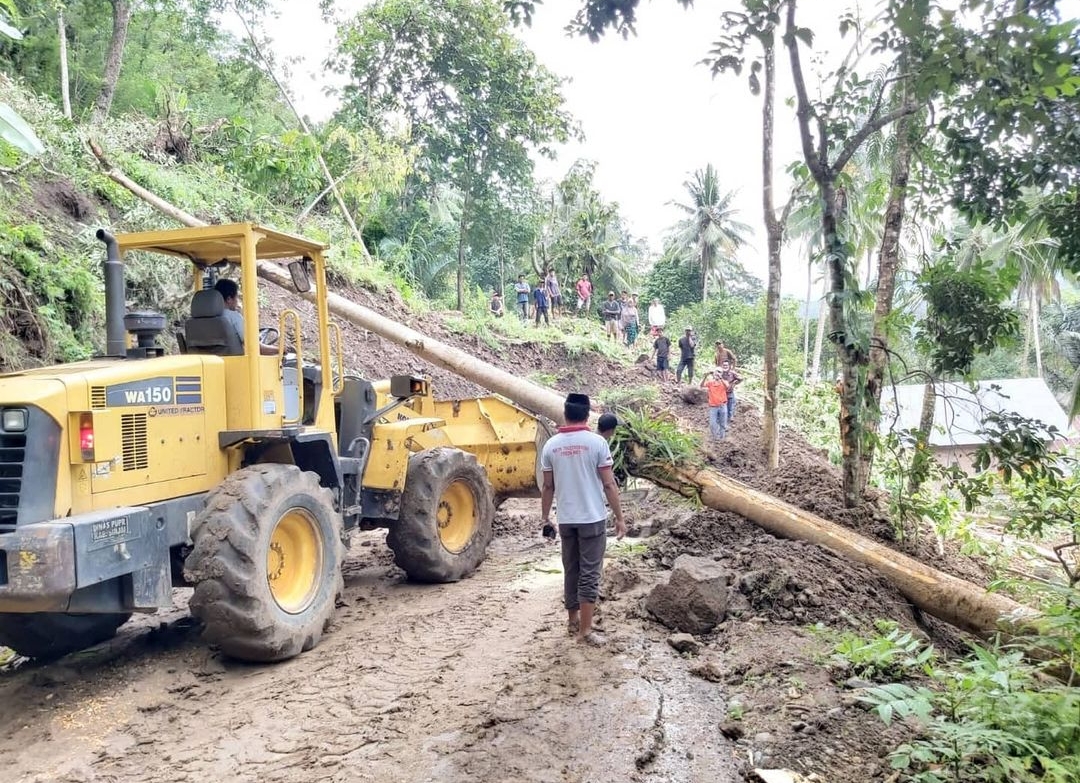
[387,448,494,583]
[184,464,344,662]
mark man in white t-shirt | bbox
[647,298,666,337]
[540,393,626,645]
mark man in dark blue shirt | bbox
[533,279,550,326]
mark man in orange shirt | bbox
[700,368,731,440]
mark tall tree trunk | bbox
[456,197,469,311]
[810,286,828,383]
[92,0,131,124]
[497,242,505,300]
[860,105,916,493]
[820,177,864,507]
[803,250,813,378]
[761,26,782,470]
[57,5,72,119]
[1022,295,1033,375]
[1032,290,1043,377]
[907,380,937,495]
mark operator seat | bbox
[184,289,242,356]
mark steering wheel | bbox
[259,326,280,347]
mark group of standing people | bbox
[701,341,741,440]
[495,271,600,327]
[506,270,563,326]
[602,292,668,349]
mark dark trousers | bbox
[535,306,549,326]
[559,521,607,609]
[676,358,694,384]
[518,301,528,319]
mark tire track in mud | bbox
[1,514,737,783]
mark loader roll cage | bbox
[110,223,343,443]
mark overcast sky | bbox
[238,0,1079,297]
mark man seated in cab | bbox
[214,278,278,356]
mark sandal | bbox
[567,618,580,636]
[577,631,607,647]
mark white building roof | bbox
[881,378,1071,447]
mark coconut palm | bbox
[671,164,752,300]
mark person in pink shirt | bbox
[575,274,593,315]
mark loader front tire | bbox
[184,464,344,662]
[0,612,130,661]
[388,448,494,583]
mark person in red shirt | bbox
[700,369,731,440]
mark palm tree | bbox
[945,211,1062,377]
[671,165,751,300]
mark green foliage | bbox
[3,0,285,126]
[668,164,753,300]
[0,221,100,365]
[598,384,658,409]
[540,160,641,297]
[641,250,700,315]
[917,261,1021,375]
[336,0,573,306]
[861,641,1080,783]
[831,620,937,681]
[875,427,961,542]
[608,407,703,480]
[668,293,800,372]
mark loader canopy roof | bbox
[114,223,326,265]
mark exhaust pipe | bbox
[96,228,127,358]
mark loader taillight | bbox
[79,414,95,460]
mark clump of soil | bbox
[32,178,95,222]
[644,501,915,633]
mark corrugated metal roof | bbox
[881,378,1071,447]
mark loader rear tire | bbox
[184,464,344,663]
[0,612,130,661]
[388,448,494,583]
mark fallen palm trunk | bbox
[626,448,1033,637]
[91,141,1034,640]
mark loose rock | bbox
[689,657,725,683]
[646,555,731,634]
[666,633,703,655]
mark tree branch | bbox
[783,0,827,185]
[831,101,919,177]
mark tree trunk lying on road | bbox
[625,445,1032,638]
[91,143,1035,642]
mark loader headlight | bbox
[1,409,27,432]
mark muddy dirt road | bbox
[0,501,736,783]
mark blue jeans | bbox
[727,392,736,422]
[709,405,729,439]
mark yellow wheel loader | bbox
[0,224,546,662]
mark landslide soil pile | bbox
[263,279,988,584]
